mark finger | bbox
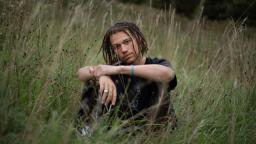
[94,65,104,77]
[99,82,104,97]
[101,91,108,104]
[89,66,94,74]
[112,85,117,106]
[94,65,100,73]
[101,84,108,104]
[105,87,113,106]
[93,70,98,78]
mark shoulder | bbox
[146,57,177,91]
[145,57,172,67]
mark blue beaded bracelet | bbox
[130,65,134,77]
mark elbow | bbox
[169,69,176,81]
[162,68,175,83]
[77,68,86,81]
[77,69,82,80]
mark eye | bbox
[112,44,121,50]
[123,38,131,45]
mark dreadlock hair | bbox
[100,21,148,65]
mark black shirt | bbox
[111,57,177,118]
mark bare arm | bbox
[77,66,118,105]
[77,64,175,106]
[119,64,175,83]
[92,64,175,83]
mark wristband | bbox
[130,65,134,77]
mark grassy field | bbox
[0,0,256,143]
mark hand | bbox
[98,75,117,106]
[92,65,119,79]
[77,66,95,81]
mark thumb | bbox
[89,66,95,74]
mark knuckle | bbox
[107,96,112,101]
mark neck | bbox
[133,56,146,65]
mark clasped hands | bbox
[78,65,119,106]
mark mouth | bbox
[123,53,133,61]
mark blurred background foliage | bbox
[1,0,255,26]
[119,0,256,26]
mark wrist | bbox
[117,65,134,75]
[117,66,124,74]
[97,75,111,83]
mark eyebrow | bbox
[112,37,132,45]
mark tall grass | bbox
[0,0,255,143]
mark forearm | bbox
[77,66,94,81]
[118,64,175,83]
[80,64,175,83]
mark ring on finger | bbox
[104,89,109,93]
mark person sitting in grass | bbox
[76,21,177,136]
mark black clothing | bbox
[77,57,177,128]
[110,57,177,119]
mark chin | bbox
[122,59,135,65]
[122,61,132,65]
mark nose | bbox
[121,44,128,53]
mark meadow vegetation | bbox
[0,0,255,143]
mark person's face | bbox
[110,31,141,64]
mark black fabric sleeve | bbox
[151,58,177,91]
